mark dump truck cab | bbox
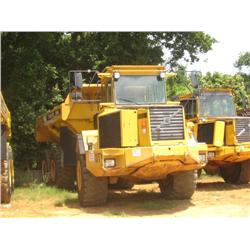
[179,88,250,183]
[75,65,208,206]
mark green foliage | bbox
[1,32,215,168]
[166,66,193,99]
[235,52,250,69]
[235,52,250,94]
[161,32,216,67]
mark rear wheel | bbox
[220,164,240,183]
[220,161,250,184]
[239,160,250,184]
[159,170,197,199]
[41,151,50,184]
[41,159,50,184]
[1,160,11,204]
[56,165,76,190]
[76,154,108,207]
[50,147,76,191]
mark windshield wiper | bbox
[117,97,139,105]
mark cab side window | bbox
[180,99,197,118]
[101,81,112,103]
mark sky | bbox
[184,30,250,75]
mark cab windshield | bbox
[114,75,166,105]
[199,92,236,117]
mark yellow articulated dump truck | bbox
[1,92,14,204]
[179,88,250,184]
[36,65,207,207]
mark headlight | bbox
[198,153,206,163]
[160,71,166,79]
[113,72,120,80]
[104,159,116,168]
[208,151,215,159]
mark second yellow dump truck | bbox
[1,92,14,204]
[179,88,250,184]
[36,65,207,207]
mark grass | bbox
[13,183,77,205]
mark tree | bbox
[235,52,250,94]
[166,66,193,99]
[1,32,215,168]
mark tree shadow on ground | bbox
[197,181,250,191]
[64,189,195,217]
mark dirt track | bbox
[1,176,250,218]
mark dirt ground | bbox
[1,175,250,218]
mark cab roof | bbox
[179,88,233,100]
[103,65,165,75]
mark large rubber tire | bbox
[109,178,134,190]
[56,165,76,191]
[1,161,11,204]
[220,164,240,183]
[239,160,250,184]
[76,154,108,207]
[159,170,197,199]
[41,150,50,184]
[220,161,250,184]
[50,148,76,191]
[1,144,14,204]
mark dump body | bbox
[179,89,250,180]
[1,92,14,204]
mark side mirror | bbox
[190,71,199,89]
[74,72,83,89]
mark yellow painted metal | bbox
[0,92,11,138]
[213,121,225,147]
[137,109,151,146]
[225,121,235,145]
[84,142,207,180]
[36,87,100,142]
[120,110,138,147]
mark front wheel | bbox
[76,155,108,207]
[158,170,197,199]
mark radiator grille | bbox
[235,117,250,143]
[150,106,184,141]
